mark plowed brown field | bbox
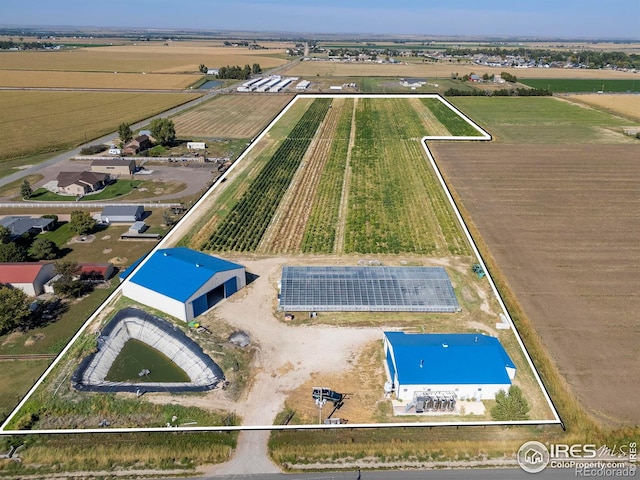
[430,142,640,426]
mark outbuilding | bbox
[120,247,246,321]
[100,205,144,223]
[383,332,516,401]
[0,262,56,296]
[91,159,136,176]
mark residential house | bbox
[56,171,109,196]
[123,134,151,155]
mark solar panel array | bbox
[279,266,460,312]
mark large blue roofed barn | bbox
[121,247,246,321]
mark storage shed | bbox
[0,262,55,296]
[120,248,246,321]
[383,332,516,401]
[100,205,144,223]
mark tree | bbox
[29,237,58,260]
[149,118,176,146]
[162,210,174,227]
[252,63,261,75]
[491,385,530,421]
[0,225,10,244]
[53,260,86,298]
[199,64,208,74]
[0,285,30,334]
[69,210,96,236]
[118,122,133,145]
[20,179,32,199]
[0,243,27,262]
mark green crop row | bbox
[344,99,470,255]
[202,98,332,252]
[301,99,354,253]
[422,98,481,136]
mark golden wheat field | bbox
[287,60,640,79]
[566,93,640,121]
[0,44,288,73]
[174,94,293,139]
[0,91,201,161]
[0,70,199,89]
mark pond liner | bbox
[71,307,224,393]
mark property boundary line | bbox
[0,93,562,434]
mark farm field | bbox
[519,78,640,93]
[286,60,640,79]
[566,93,640,121]
[195,95,484,255]
[430,141,640,426]
[173,94,293,139]
[0,91,201,164]
[0,70,199,90]
[0,44,288,73]
[449,96,633,143]
[202,98,333,251]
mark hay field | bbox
[287,60,640,79]
[0,91,201,162]
[0,70,198,90]
[566,93,640,121]
[0,44,288,73]
[449,96,632,144]
[173,94,293,139]
[431,142,640,426]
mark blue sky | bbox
[2,0,638,38]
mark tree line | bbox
[444,87,552,97]
[0,40,55,50]
[215,63,261,80]
[445,46,640,69]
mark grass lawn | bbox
[0,360,51,422]
[0,283,117,356]
[40,222,74,248]
[29,180,142,202]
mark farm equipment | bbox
[472,264,486,279]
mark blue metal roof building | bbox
[121,247,246,321]
[383,332,516,401]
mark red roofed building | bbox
[79,263,115,281]
[0,262,56,296]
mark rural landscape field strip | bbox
[430,141,640,425]
[408,97,451,136]
[0,45,287,73]
[449,96,631,144]
[344,98,470,254]
[261,98,351,253]
[0,70,198,90]
[300,98,354,253]
[421,97,482,136]
[519,78,640,93]
[202,98,332,251]
[0,91,201,162]
[173,94,293,139]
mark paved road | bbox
[155,467,577,480]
